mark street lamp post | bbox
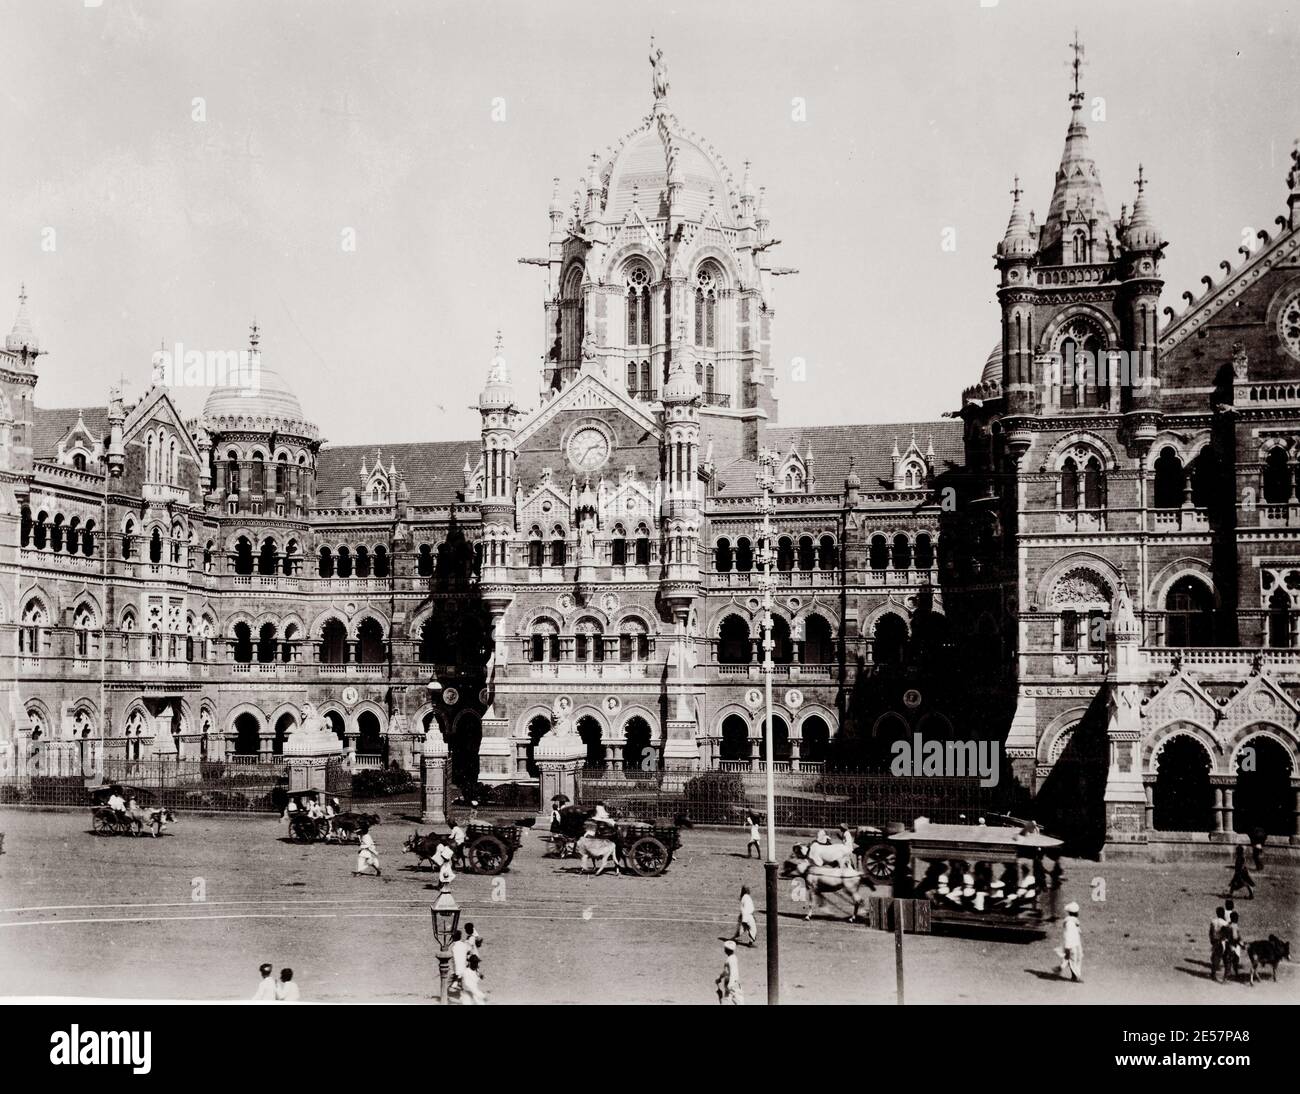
[430,873,461,1004]
[756,450,780,1006]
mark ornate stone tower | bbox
[1,286,41,475]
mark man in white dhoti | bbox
[353,823,381,876]
[1058,901,1083,982]
[730,885,758,946]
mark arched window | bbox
[734,537,753,572]
[618,618,651,663]
[634,525,650,566]
[869,534,888,571]
[336,546,352,578]
[257,537,277,575]
[32,511,47,549]
[19,600,46,657]
[818,536,837,570]
[225,452,239,495]
[776,537,794,572]
[82,520,96,557]
[550,530,567,568]
[149,528,162,564]
[715,538,733,573]
[1165,577,1214,647]
[232,622,253,663]
[373,545,389,578]
[233,536,253,575]
[357,618,386,663]
[529,619,560,663]
[1082,456,1106,509]
[318,618,347,664]
[73,452,87,472]
[873,613,907,666]
[914,533,934,570]
[1262,447,1293,505]
[1190,447,1220,509]
[1154,447,1186,509]
[797,536,815,571]
[1072,229,1087,264]
[574,618,604,662]
[718,616,751,664]
[762,616,793,664]
[1268,587,1294,648]
[275,454,289,496]
[626,263,651,346]
[51,515,64,553]
[250,453,265,494]
[355,545,371,578]
[611,525,627,566]
[802,614,834,664]
[694,265,718,348]
[891,533,912,570]
[526,529,543,568]
[318,546,334,578]
[1061,457,1079,510]
[417,543,434,576]
[256,622,277,663]
[19,505,30,547]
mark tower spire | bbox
[1068,28,1086,106]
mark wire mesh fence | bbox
[576,769,1002,829]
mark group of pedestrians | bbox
[252,962,300,1001]
[1209,899,1247,982]
[450,922,487,1004]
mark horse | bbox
[794,839,856,870]
[781,856,875,922]
[126,804,175,837]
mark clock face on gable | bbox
[566,426,611,471]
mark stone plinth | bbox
[534,730,586,823]
[284,711,343,794]
[663,720,701,771]
[478,718,512,780]
[422,731,450,826]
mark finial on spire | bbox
[1068,28,1086,105]
[1010,175,1023,204]
[1134,163,1146,194]
[249,319,261,352]
[18,283,26,306]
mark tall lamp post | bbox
[755,450,780,1005]
[430,872,461,1004]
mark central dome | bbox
[202,361,316,437]
[602,114,736,225]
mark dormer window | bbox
[72,452,86,472]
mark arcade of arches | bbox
[1149,729,1298,837]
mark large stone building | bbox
[2,45,1298,847]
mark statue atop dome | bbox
[650,36,669,102]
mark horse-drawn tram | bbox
[888,821,1064,935]
[544,805,681,876]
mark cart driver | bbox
[106,788,127,821]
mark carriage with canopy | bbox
[543,803,680,877]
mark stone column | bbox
[1143,782,1154,831]
[421,731,450,826]
[1213,785,1226,834]
[1222,787,1234,835]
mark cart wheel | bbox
[92,812,108,834]
[628,835,669,877]
[863,843,896,881]
[469,834,508,875]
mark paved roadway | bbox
[0,806,1296,1004]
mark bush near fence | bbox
[352,764,415,799]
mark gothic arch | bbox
[794,704,838,737]
[69,589,103,621]
[309,608,350,639]
[712,704,754,735]
[514,704,557,737]
[1143,433,1207,469]
[602,244,665,284]
[610,607,660,634]
[1035,553,1120,609]
[1038,709,1091,766]
[348,701,388,735]
[617,707,660,739]
[267,702,302,736]
[224,703,269,736]
[1045,430,1120,471]
[517,607,564,636]
[571,706,609,735]
[348,609,389,639]
[1149,559,1219,610]
[1144,723,1224,776]
[1038,305,1121,354]
[863,603,911,631]
[1226,723,1300,773]
[415,704,447,739]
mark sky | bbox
[2,0,1298,447]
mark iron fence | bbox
[0,758,351,815]
[576,769,1002,829]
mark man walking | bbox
[353,822,381,876]
[1058,902,1083,982]
[744,814,761,859]
[729,885,757,947]
[715,940,743,1004]
[1209,906,1227,982]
